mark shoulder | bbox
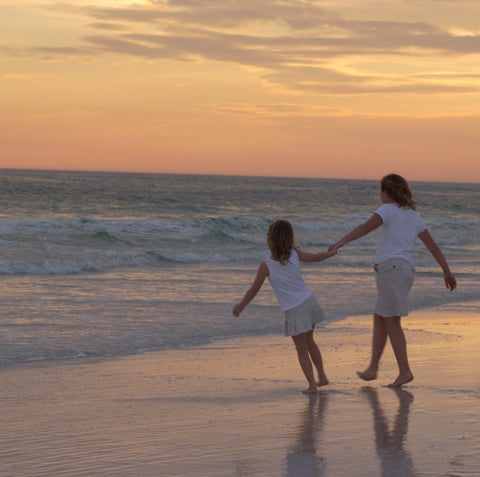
[375,203,396,220]
[375,202,396,213]
[407,208,426,230]
[406,207,421,217]
[289,248,300,264]
[403,207,423,221]
[258,260,270,276]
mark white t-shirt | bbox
[265,248,312,312]
[375,203,426,265]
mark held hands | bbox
[320,247,337,260]
[326,247,337,258]
[328,242,342,253]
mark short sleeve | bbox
[414,213,427,234]
[374,203,391,223]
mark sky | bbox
[1,0,480,182]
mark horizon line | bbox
[1,167,478,186]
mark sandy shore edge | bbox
[1,303,479,476]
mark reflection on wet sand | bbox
[362,386,417,477]
[285,392,328,476]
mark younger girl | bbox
[233,219,336,394]
[330,174,456,387]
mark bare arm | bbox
[329,213,383,252]
[296,247,337,263]
[418,229,457,291]
[233,261,269,316]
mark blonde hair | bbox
[267,219,295,265]
[381,174,417,210]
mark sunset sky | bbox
[1,0,479,182]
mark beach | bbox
[1,171,478,476]
[1,303,478,477]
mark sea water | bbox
[0,169,478,364]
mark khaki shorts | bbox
[374,258,414,318]
[284,294,327,337]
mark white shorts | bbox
[283,294,327,337]
[374,258,414,318]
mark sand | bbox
[1,303,479,476]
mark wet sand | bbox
[1,303,479,476]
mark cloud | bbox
[90,22,128,31]
[210,102,349,118]
[262,66,478,94]
[20,1,480,94]
[78,1,480,52]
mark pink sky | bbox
[1,0,480,182]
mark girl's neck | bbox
[381,190,395,203]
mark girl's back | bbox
[265,249,311,312]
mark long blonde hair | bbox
[381,174,417,210]
[267,219,295,265]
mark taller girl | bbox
[330,174,457,387]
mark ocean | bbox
[0,169,478,365]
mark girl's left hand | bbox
[232,304,242,316]
[444,272,457,291]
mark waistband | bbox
[373,258,414,273]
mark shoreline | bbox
[2,298,478,369]
[1,303,478,476]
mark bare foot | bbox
[302,387,318,394]
[388,372,414,387]
[317,377,330,387]
[357,369,377,382]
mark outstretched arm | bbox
[233,261,269,316]
[296,247,337,262]
[329,213,383,252]
[418,229,457,291]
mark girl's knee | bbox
[306,334,317,349]
[292,333,308,351]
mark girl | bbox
[233,219,336,394]
[330,174,457,387]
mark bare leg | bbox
[385,317,414,387]
[292,333,318,394]
[305,329,329,386]
[357,314,388,381]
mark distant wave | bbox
[0,253,163,276]
[2,215,475,246]
[0,254,449,275]
[0,213,478,276]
